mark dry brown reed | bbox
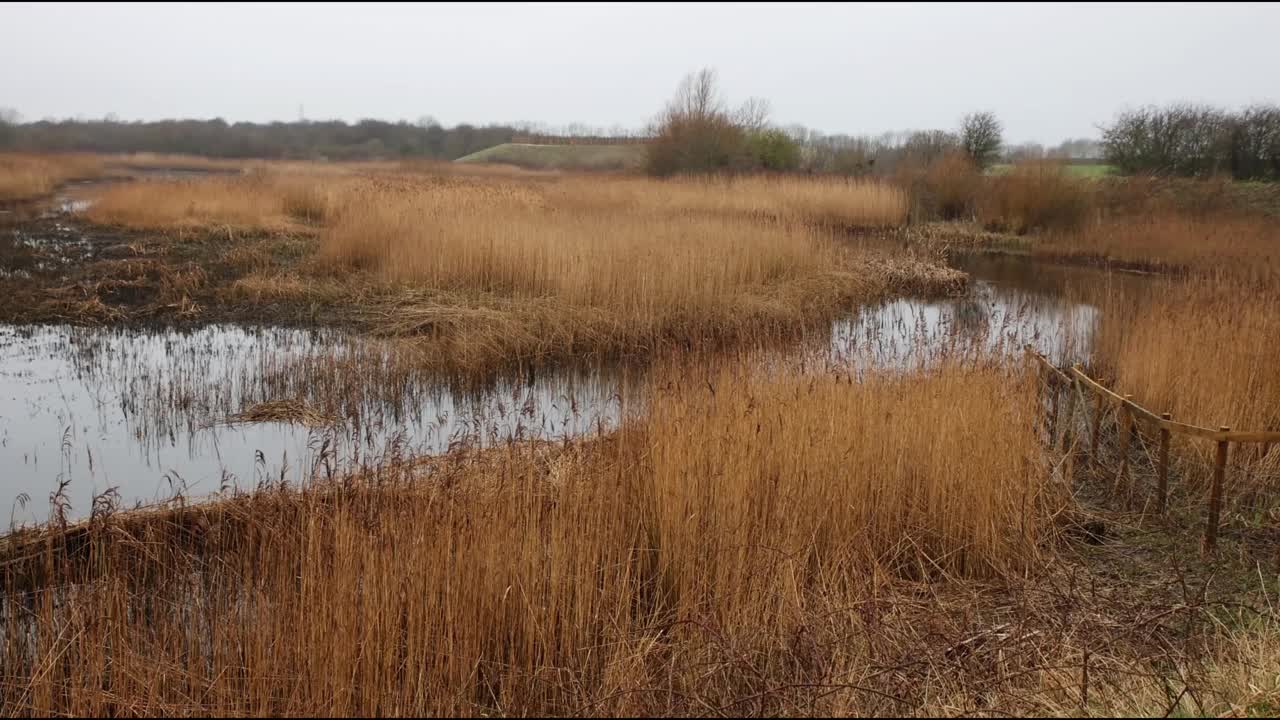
[73,166,928,372]
[892,152,983,221]
[1093,277,1280,506]
[0,153,104,201]
[979,161,1095,234]
[312,176,925,371]
[0,358,1058,716]
[1038,209,1280,281]
[84,172,360,232]
[224,398,335,426]
[543,174,910,227]
[105,152,249,172]
[891,158,1097,233]
[82,167,908,233]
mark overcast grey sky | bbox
[2,2,1277,144]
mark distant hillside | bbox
[455,143,646,172]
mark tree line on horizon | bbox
[2,83,1277,181]
[0,112,519,161]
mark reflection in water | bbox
[0,325,626,522]
[831,279,1097,369]
[0,253,1123,518]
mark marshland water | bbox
[0,259,1122,519]
[0,196,1147,517]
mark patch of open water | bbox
[0,252,1127,519]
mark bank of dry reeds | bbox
[1,359,1060,716]
[0,153,104,201]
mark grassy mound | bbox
[455,143,647,171]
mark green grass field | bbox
[987,162,1115,178]
[455,143,647,172]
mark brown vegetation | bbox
[1035,208,1280,279]
[893,157,1094,233]
[979,161,1094,234]
[12,165,933,377]
[1093,277,1280,507]
[311,173,915,371]
[0,152,103,201]
[106,152,249,173]
[3,355,1274,716]
[0,360,1058,716]
[3,151,1280,716]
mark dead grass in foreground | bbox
[3,359,1275,716]
[1,361,1051,715]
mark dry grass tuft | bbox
[0,153,104,201]
[306,172,921,369]
[224,398,335,426]
[84,173,355,232]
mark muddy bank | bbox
[0,209,337,327]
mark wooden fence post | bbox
[1049,377,1060,444]
[1089,393,1104,469]
[1059,377,1078,454]
[1115,395,1134,495]
[1157,413,1172,513]
[1202,427,1231,555]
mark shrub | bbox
[646,69,749,176]
[978,161,1094,233]
[745,128,801,171]
[896,152,982,221]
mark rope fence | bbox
[1024,345,1280,554]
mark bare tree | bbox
[960,111,1003,169]
[903,130,960,166]
[646,68,748,175]
[1102,103,1231,176]
[735,97,772,133]
[657,67,727,125]
[1229,104,1280,180]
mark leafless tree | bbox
[1229,104,1280,180]
[1102,103,1232,176]
[735,97,772,133]
[657,67,727,125]
[646,68,749,175]
[960,111,1003,169]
